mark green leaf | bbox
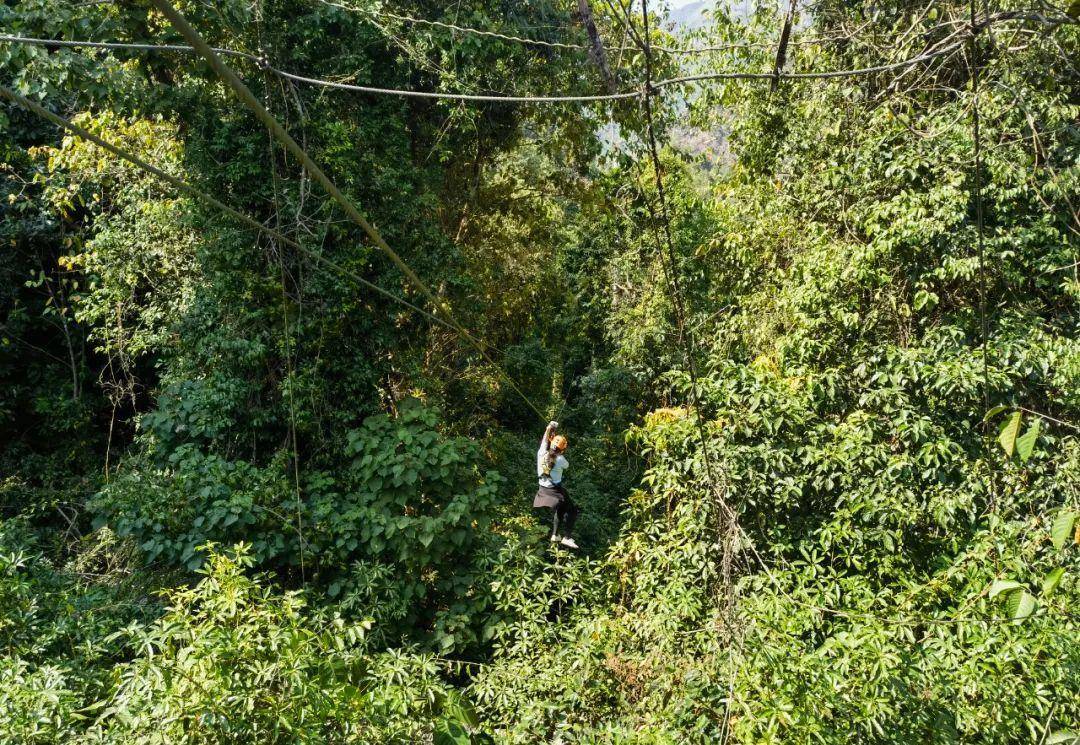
[441,692,480,728]
[997,411,1022,457]
[982,404,1008,422]
[1051,510,1077,551]
[1015,417,1040,461]
[988,579,1023,599]
[1041,567,1065,596]
[433,721,471,745]
[1047,732,1080,745]
[1008,590,1035,621]
[913,289,938,311]
[931,709,958,743]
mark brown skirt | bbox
[533,484,565,509]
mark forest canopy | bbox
[1,0,1078,742]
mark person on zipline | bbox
[534,420,579,549]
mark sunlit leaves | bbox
[998,411,1023,458]
[1041,568,1065,597]
[1051,510,1077,551]
[1006,589,1036,621]
[989,409,1043,462]
[94,544,459,742]
[1015,417,1041,461]
[988,579,1024,599]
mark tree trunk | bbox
[578,0,617,94]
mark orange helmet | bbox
[550,434,568,452]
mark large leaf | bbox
[988,579,1023,599]
[433,721,472,745]
[441,693,481,729]
[1051,510,1077,551]
[1041,567,1065,597]
[1008,590,1036,621]
[1015,417,1041,461]
[982,404,1009,422]
[997,411,1022,457]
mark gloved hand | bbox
[548,420,559,430]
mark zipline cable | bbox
[637,8,741,738]
[658,40,966,84]
[4,21,1050,104]
[0,85,479,345]
[265,66,639,102]
[0,33,633,102]
[638,0,742,580]
[147,0,548,421]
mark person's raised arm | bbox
[540,420,558,451]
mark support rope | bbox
[637,8,742,738]
[263,49,307,584]
[970,0,991,423]
[638,0,738,577]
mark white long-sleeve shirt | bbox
[537,431,568,487]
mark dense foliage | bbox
[1,0,1078,742]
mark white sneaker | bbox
[560,537,579,549]
[550,534,562,542]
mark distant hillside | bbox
[664,2,733,171]
[669,0,752,29]
[669,1,711,29]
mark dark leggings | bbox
[551,484,579,538]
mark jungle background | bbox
[1,0,1078,742]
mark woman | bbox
[534,420,579,549]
